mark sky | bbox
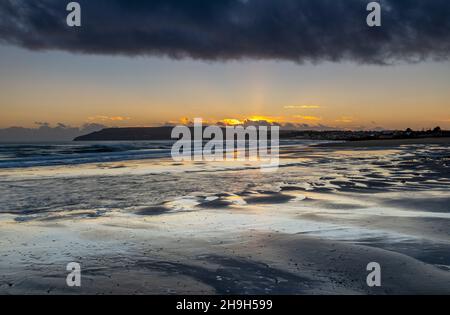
[0,0,450,134]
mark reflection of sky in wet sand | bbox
[1,144,449,238]
[0,143,449,293]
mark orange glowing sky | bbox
[1,45,449,131]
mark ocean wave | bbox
[0,140,318,169]
[0,141,174,169]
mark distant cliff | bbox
[74,127,174,141]
[74,126,277,141]
[74,126,450,142]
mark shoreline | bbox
[315,137,450,148]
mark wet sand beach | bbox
[0,140,449,294]
[317,137,450,148]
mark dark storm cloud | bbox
[0,0,449,64]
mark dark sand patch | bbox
[310,201,367,210]
[197,199,234,209]
[280,186,311,192]
[244,193,294,205]
[14,216,36,222]
[135,206,170,216]
[281,185,336,193]
[135,255,316,294]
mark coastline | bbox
[316,137,450,148]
